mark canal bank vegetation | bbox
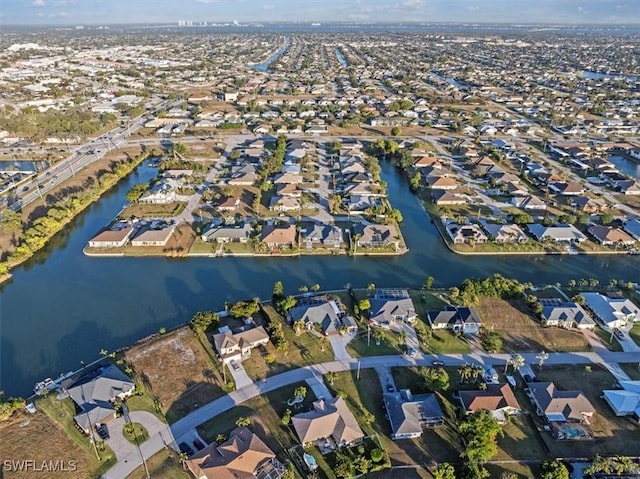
[0,148,152,283]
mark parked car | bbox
[614,329,625,340]
[386,383,394,392]
[230,360,240,371]
[432,360,445,366]
[179,442,194,456]
[406,347,417,358]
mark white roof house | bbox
[603,381,640,419]
[580,292,640,329]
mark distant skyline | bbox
[1,0,640,26]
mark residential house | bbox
[623,218,640,240]
[602,381,640,420]
[427,176,458,190]
[527,224,587,244]
[302,224,343,249]
[548,181,585,196]
[292,397,365,448]
[588,226,636,247]
[276,183,302,198]
[212,326,270,364]
[445,222,488,245]
[413,156,441,168]
[139,185,177,205]
[580,292,640,329]
[130,224,176,247]
[383,390,444,440]
[217,197,241,212]
[185,426,285,479]
[526,382,595,424]
[540,299,595,329]
[432,189,466,206]
[459,383,521,423]
[88,225,133,248]
[273,173,303,185]
[65,365,135,434]
[511,195,548,210]
[427,306,482,334]
[260,225,297,250]
[353,224,399,250]
[570,196,606,214]
[481,223,528,244]
[287,298,353,336]
[368,290,416,326]
[618,180,640,195]
[201,223,252,243]
[269,195,300,212]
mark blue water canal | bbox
[0,159,638,396]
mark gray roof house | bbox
[383,390,444,440]
[427,306,482,334]
[287,298,352,336]
[368,291,416,326]
[527,224,587,243]
[481,223,529,244]
[526,382,595,423]
[541,300,595,329]
[201,223,253,243]
[624,218,640,240]
[66,365,135,434]
[580,292,640,329]
[302,224,343,249]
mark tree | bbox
[293,386,307,400]
[171,142,189,157]
[434,463,457,479]
[281,408,292,425]
[540,460,569,479]
[189,311,219,332]
[420,367,450,391]
[311,283,320,292]
[459,409,503,464]
[601,212,614,225]
[298,285,308,293]
[424,276,435,290]
[273,281,284,299]
[230,299,260,318]
[391,126,402,137]
[479,330,503,353]
[536,351,549,370]
[358,298,371,311]
[215,433,228,444]
[235,416,250,427]
[366,283,376,294]
[508,354,525,373]
[0,209,22,234]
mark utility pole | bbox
[357,360,361,380]
[367,325,370,347]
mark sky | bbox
[1,0,639,25]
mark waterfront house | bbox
[481,223,528,244]
[525,382,595,424]
[65,365,135,435]
[368,290,416,326]
[445,222,488,245]
[602,381,640,419]
[212,326,270,364]
[185,426,285,479]
[292,397,364,449]
[287,297,353,336]
[432,189,466,205]
[383,389,444,440]
[459,383,521,423]
[130,224,176,247]
[580,292,640,329]
[587,225,636,247]
[427,176,458,190]
[88,225,133,248]
[353,224,399,249]
[260,225,297,250]
[427,306,482,334]
[623,218,640,240]
[302,224,343,249]
[201,223,252,244]
[527,224,587,244]
[540,299,595,329]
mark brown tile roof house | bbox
[260,225,297,249]
[413,155,441,168]
[427,176,458,190]
[526,382,595,423]
[213,326,270,364]
[292,397,364,447]
[186,426,285,479]
[459,383,521,423]
[354,224,398,249]
[588,226,636,246]
[88,225,133,248]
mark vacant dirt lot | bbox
[125,328,226,424]
[476,297,590,352]
[0,411,94,479]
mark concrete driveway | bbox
[229,360,253,388]
[328,331,356,360]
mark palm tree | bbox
[326,372,337,386]
[536,351,549,371]
[319,336,328,352]
[583,365,592,376]
[457,364,472,383]
[509,354,525,373]
[470,365,483,382]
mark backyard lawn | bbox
[475,297,590,352]
[620,362,640,380]
[630,324,640,347]
[592,326,624,352]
